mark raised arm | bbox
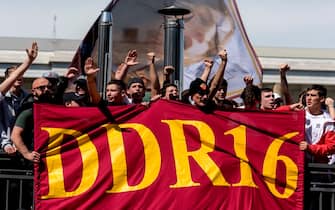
[200,58,214,82]
[147,52,160,97]
[84,57,101,105]
[325,97,335,120]
[209,49,228,99]
[114,50,139,81]
[0,42,38,95]
[279,63,293,105]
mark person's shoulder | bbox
[18,108,33,118]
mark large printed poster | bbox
[34,100,304,209]
[72,0,262,100]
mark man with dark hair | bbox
[260,87,275,110]
[300,84,335,163]
[84,57,127,106]
[212,79,237,109]
[126,77,145,104]
[161,83,178,100]
[188,78,215,112]
[106,80,127,105]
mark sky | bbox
[0,0,334,49]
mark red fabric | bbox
[34,100,305,210]
[308,131,335,159]
[275,105,291,111]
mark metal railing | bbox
[306,163,335,210]
[0,152,33,210]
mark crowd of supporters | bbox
[0,42,334,208]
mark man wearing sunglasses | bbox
[11,77,54,164]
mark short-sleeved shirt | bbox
[14,108,33,150]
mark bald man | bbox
[11,77,53,163]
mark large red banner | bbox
[34,100,305,210]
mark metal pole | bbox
[162,17,185,91]
[163,18,178,81]
[97,10,113,99]
[176,18,184,90]
[159,5,190,94]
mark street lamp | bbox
[97,10,113,99]
[158,5,191,91]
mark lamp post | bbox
[158,5,191,92]
[97,10,113,99]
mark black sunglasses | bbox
[34,85,52,91]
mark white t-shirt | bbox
[305,110,333,144]
[305,109,335,164]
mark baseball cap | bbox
[63,92,85,103]
[189,78,209,96]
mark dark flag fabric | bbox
[70,0,262,100]
[34,100,304,210]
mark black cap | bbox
[127,77,144,89]
[63,92,85,103]
[74,78,87,88]
[189,78,209,96]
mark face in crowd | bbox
[192,91,209,107]
[164,84,179,100]
[106,82,125,105]
[32,78,53,102]
[215,87,227,101]
[260,89,274,110]
[127,82,145,102]
[306,89,324,111]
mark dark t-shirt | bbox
[15,108,33,150]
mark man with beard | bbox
[126,77,146,104]
[11,77,53,163]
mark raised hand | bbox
[218,49,227,61]
[26,41,38,62]
[325,97,334,107]
[163,65,175,75]
[124,50,139,66]
[147,52,155,64]
[65,67,79,79]
[243,75,253,86]
[279,63,290,73]
[84,57,100,76]
[204,58,214,68]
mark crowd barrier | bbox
[0,151,33,210]
[306,163,335,210]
